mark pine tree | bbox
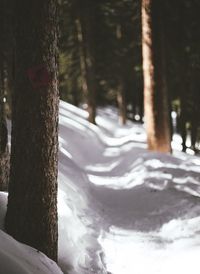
[6,0,59,261]
[142,0,171,152]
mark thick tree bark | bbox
[76,0,96,124]
[5,0,59,262]
[142,0,171,152]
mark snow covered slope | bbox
[1,100,200,274]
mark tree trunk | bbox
[117,80,127,125]
[116,24,127,125]
[5,0,59,262]
[177,3,188,152]
[71,77,79,107]
[179,107,187,152]
[142,0,171,153]
[75,0,96,124]
[0,66,9,191]
[190,68,200,152]
[0,0,10,191]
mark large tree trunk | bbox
[5,0,59,262]
[76,0,96,124]
[142,0,171,153]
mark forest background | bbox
[0,0,200,269]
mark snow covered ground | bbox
[0,194,63,274]
[1,100,200,274]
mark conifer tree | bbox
[142,0,171,152]
[6,0,59,261]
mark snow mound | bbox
[0,193,63,274]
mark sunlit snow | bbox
[0,100,200,274]
[57,100,200,274]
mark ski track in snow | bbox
[58,101,200,274]
[1,100,200,274]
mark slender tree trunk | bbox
[0,0,10,191]
[179,96,187,152]
[6,0,59,262]
[71,77,79,107]
[0,66,9,191]
[76,0,96,124]
[190,69,200,152]
[191,119,197,150]
[177,3,188,152]
[117,80,127,125]
[142,0,171,152]
[75,18,88,103]
[0,0,14,119]
[116,24,127,125]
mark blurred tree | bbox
[59,0,97,124]
[177,0,200,152]
[6,0,59,262]
[75,0,97,124]
[142,0,171,152]
[167,0,200,152]
[94,0,142,123]
[0,68,9,191]
[59,0,199,152]
[0,0,10,191]
[59,0,82,106]
[59,0,143,125]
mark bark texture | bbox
[5,0,59,261]
[142,0,171,152]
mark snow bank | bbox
[0,193,63,274]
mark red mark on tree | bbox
[27,65,52,88]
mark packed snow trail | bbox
[0,100,200,274]
[58,101,200,274]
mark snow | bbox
[1,100,200,274]
[0,194,63,274]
